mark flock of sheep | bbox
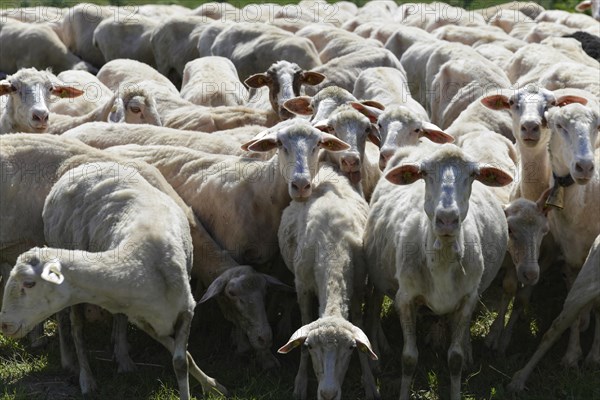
[0,0,599,399]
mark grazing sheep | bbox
[508,235,600,392]
[277,165,379,400]
[365,143,513,400]
[0,162,227,399]
[245,60,325,120]
[92,15,159,67]
[181,57,248,107]
[0,18,96,74]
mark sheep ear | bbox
[41,260,64,285]
[0,81,16,96]
[350,101,382,123]
[283,96,313,116]
[553,95,588,107]
[300,71,325,86]
[262,274,295,292]
[536,187,553,216]
[244,73,271,89]
[246,136,279,152]
[108,98,126,123]
[476,167,513,187]
[368,126,381,147]
[319,132,350,152]
[385,164,422,185]
[198,275,227,303]
[420,122,454,144]
[361,100,385,111]
[481,94,510,110]
[351,325,378,361]
[576,0,592,11]
[313,119,333,133]
[52,85,84,98]
[278,326,308,354]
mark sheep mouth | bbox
[1,323,23,338]
[29,123,48,132]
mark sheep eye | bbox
[509,100,514,106]
[414,128,421,134]
[508,228,513,236]
[23,281,36,289]
[377,123,382,129]
[130,107,141,114]
[304,342,312,350]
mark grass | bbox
[1,266,599,400]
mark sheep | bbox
[485,191,552,354]
[59,3,114,69]
[283,86,361,123]
[191,2,240,20]
[400,3,486,32]
[508,234,600,393]
[540,36,599,67]
[102,120,350,272]
[49,70,113,117]
[538,62,600,99]
[0,68,83,134]
[521,21,577,43]
[563,31,600,61]
[303,47,404,96]
[474,2,545,20]
[277,165,379,400]
[0,162,227,399]
[364,143,513,400]
[0,18,96,74]
[505,43,574,84]
[96,58,179,97]
[396,39,443,107]
[210,22,321,82]
[244,60,325,120]
[196,20,235,58]
[543,93,600,367]
[150,16,211,88]
[92,15,160,67]
[536,9,599,30]
[180,57,248,107]
[576,0,600,20]
[62,121,264,157]
[107,86,162,126]
[444,96,514,143]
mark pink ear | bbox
[476,167,513,187]
[277,337,306,354]
[283,96,313,115]
[481,94,510,110]
[350,102,382,123]
[300,71,326,86]
[536,187,553,216]
[319,132,350,152]
[361,100,385,111]
[0,81,16,96]
[576,0,592,11]
[385,164,422,185]
[421,122,454,144]
[554,95,588,107]
[368,128,381,147]
[313,119,332,133]
[246,137,279,152]
[244,73,271,88]
[51,86,84,98]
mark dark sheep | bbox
[563,31,600,61]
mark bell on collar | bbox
[545,184,564,209]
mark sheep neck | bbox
[47,93,117,135]
[516,139,551,202]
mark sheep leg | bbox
[294,286,314,400]
[396,297,417,400]
[351,283,380,400]
[57,309,77,373]
[584,308,600,367]
[112,313,137,372]
[70,304,97,394]
[498,284,533,355]
[486,267,517,351]
[149,313,228,398]
[561,266,583,368]
[448,293,478,400]
[508,296,588,392]
[365,287,391,362]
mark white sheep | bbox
[181,56,248,107]
[103,120,350,270]
[277,165,378,400]
[107,86,163,126]
[49,70,113,117]
[544,93,600,367]
[0,18,96,74]
[508,234,600,392]
[365,143,513,400]
[0,162,227,399]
